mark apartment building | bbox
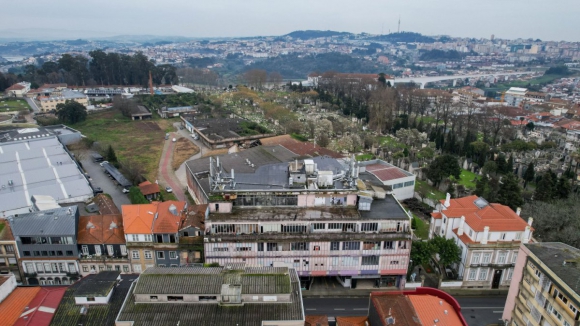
[504,87,528,106]
[503,243,580,326]
[429,195,532,289]
[77,214,130,276]
[38,90,89,112]
[122,201,188,273]
[0,219,22,282]
[197,153,412,288]
[10,207,81,285]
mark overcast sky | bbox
[2,0,579,41]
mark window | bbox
[399,241,407,249]
[68,263,76,273]
[390,261,400,265]
[313,246,320,251]
[330,242,339,251]
[5,245,14,252]
[23,251,31,257]
[199,296,217,301]
[361,223,378,232]
[569,303,578,315]
[511,252,518,263]
[133,264,142,273]
[328,223,342,230]
[312,223,326,230]
[66,251,74,256]
[169,251,177,259]
[443,218,447,224]
[501,233,507,240]
[145,251,152,259]
[83,266,89,272]
[362,256,379,265]
[342,241,360,250]
[557,291,569,304]
[120,245,127,256]
[158,264,165,267]
[291,242,308,251]
[293,259,300,267]
[131,234,138,242]
[82,246,89,255]
[123,265,130,273]
[107,245,114,256]
[213,247,229,252]
[515,232,522,240]
[404,181,415,187]
[150,296,158,300]
[36,263,44,273]
[167,296,184,302]
[87,297,95,302]
[479,269,488,281]
[41,251,48,256]
[33,251,40,256]
[57,251,63,256]
[471,253,481,264]
[266,243,278,251]
[156,251,165,259]
[383,241,394,249]
[506,268,513,281]
[482,253,491,264]
[132,251,140,259]
[145,235,152,242]
[95,245,101,256]
[535,269,542,278]
[281,224,307,233]
[468,269,477,281]
[497,252,507,264]
[257,243,264,251]
[392,182,404,189]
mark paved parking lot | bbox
[81,153,131,210]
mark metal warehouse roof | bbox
[10,206,78,236]
[0,136,93,214]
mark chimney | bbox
[457,216,465,236]
[444,193,451,207]
[481,226,490,244]
[516,207,521,216]
[527,217,533,227]
[523,225,531,244]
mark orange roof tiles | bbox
[78,215,125,245]
[371,293,421,326]
[122,203,157,234]
[408,294,464,326]
[152,201,186,234]
[440,196,529,232]
[335,316,369,326]
[14,287,67,326]
[139,181,160,196]
[0,287,41,326]
[431,212,442,219]
[305,315,329,326]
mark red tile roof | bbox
[0,218,15,241]
[6,84,25,91]
[440,195,529,232]
[122,203,157,234]
[77,214,125,245]
[305,315,329,326]
[152,201,186,234]
[409,294,465,326]
[0,287,41,326]
[365,164,409,181]
[139,181,160,196]
[14,287,67,326]
[335,316,369,326]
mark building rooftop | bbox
[77,214,125,245]
[122,201,186,235]
[0,134,93,215]
[10,206,78,236]
[13,287,67,326]
[0,218,15,241]
[359,161,413,182]
[117,266,304,326]
[259,134,342,158]
[193,118,255,141]
[525,242,580,294]
[51,274,138,326]
[359,195,410,220]
[73,271,120,297]
[0,287,42,326]
[439,195,529,232]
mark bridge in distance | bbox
[388,71,537,89]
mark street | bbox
[303,296,506,326]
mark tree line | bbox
[0,50,178,90]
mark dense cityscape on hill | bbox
[0,3,580,325]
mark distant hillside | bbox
[419,49,464,61]
[243,52,380,79]
[284,30,351,40]
[368,32,436,43]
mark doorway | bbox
[492,269,503,289]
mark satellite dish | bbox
[535,151,540,157]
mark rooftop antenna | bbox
[398,15,401,33]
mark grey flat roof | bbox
[209,206,361,222]
[117,267,304,326]
[73,271,120,297]
[10,206,78,236]
[102,163,132,188]
[526,242,580,294]
[134,266,291,295]
[359,195,410,220]
[0,136,93,212]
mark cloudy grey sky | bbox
[2,0,579,41]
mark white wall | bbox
[0,274,17,303]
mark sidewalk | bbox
[158,132,186,202]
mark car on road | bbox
[93,187,103,194]
[99,161,109,167]
[191,134,199,140]
[179,126,184,130]
[165,186,173,193]
[172,138,176,142]
[122,188,130,194]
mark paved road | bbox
[81,153,131,210]
[25,97,40,113]
[159,133,186,202]
[303,296,506,325]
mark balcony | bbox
[79,255,129,262]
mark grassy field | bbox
[415,179,446,201]
[412,214,429,239]
[378,136,407,149]
[457,169,480,189]
[71,110,173,182]
[0,98,30,112]
[355,153,375,161]
[172,138,200,170]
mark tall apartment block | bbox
[186,146,413,288]
[503,242,580,326]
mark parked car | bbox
[172,138,176,142]
[122,188,130,194]
[93,187,103,194]
[165,186,173,193]
[99,161,109,167]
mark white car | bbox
[122,188,130,193]
[99,161,109,167]
[172,138,176,142]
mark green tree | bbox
[474,174,489,197]
[556,177,571,200]
[55,100,87,124]
[128,186,149,204]
[106,145,118,163]
[534,171,556,202]
[523,162,535,188]
[482,161,497,176]
[426,154,461,187]
[506,155,514,174]
[497,173,523,210]
[430,236,461,277]
[409,241,435,277]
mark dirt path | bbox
[158,132,187,203]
